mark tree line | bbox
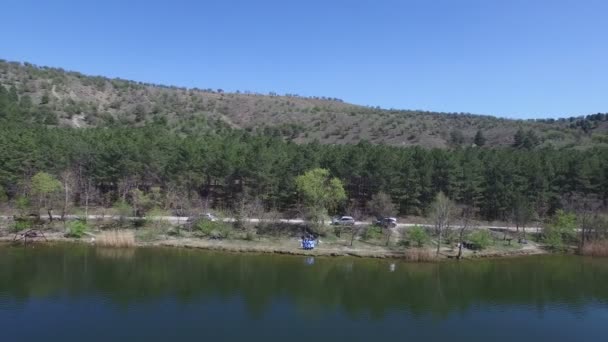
[0,122,606,221]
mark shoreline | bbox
[0,231,548,261]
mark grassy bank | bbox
[0,215,550,261]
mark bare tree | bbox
[347,224,363,247]
[430,192,453,257]
[337,200,365,247]
[367,192,396,219]
[457,206,475,259]
[569,195,601,249]
[511,195,534,242]
[60,170,76,223]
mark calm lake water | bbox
[1,244,607,341]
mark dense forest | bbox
[1,123,606,220]
[1,62,607,223]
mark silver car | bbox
[332,216,355,226]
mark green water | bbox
[1,244,607,341]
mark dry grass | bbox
[580,240,608,257]
[96,230,135,247]
[404,248,436,262]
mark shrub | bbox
[397,239,410,247]
[113,200,133,226]
[195,220,232,239]
[15,196,31,216]
[468,230,492,250]
[10,220,31,233]
[543,210,577,250]
[407,225,429,247]
[66,220,88,238]
[244,229,257,241]
[131,218,147,229]
[361,225,382,241]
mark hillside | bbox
[1,59,607,148]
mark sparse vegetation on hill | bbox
[1,59,607,148]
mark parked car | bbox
[188,213,218,223]
[202,213,218,222]
[332,216,355,226]
[375,217,397,228]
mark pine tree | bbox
[513,128,525,148]
[474,129,486,146]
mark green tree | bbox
[407,225,429,247]
[449,129,465,146]
[0,184,7,203]
[134,104,146,122]
[295,168,346,231]
[113,200,133,226]
[523,130,540,149]
[40,92,50,105]
[468,229,492,249]
[543,210,577,250]
[513,128,525,148]
[15,196,30,216]
[30,172,62,220]
[474,130,486,146]
[66,220,88,238]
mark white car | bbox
[202,213,218,222]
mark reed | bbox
[96,230,136,248]
[580,240,608,257]
[404,248,436,262]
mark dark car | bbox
[375,217,397,228]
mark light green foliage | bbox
[468,230,492,250]
[544,210,577,250]
[130,189,154,216]
[408,225,429,247]
[147,207,170,228]
[295,168,346,210]
[148,207,170,217]
[31,172,61,196]
[113,200,133,218]
[113,200,133,227]
[15,196,30,215]
[66,220,88,238]
[31,172,61,211]
[295,168,346,229]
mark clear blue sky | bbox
[2,0,607,118]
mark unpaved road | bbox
[0,214,542,232]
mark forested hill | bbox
[1,59,608,220]
[1,59,607,149]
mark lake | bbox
[1,244,607,341]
